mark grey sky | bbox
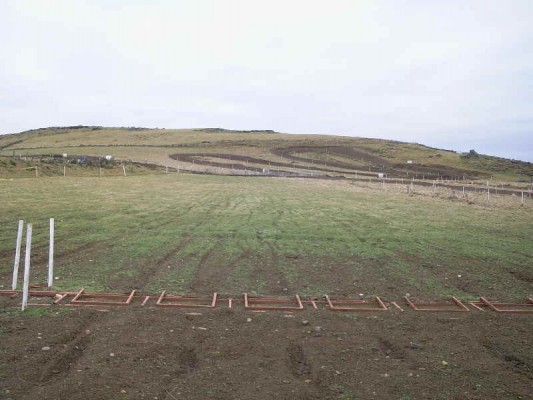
[1,0,532,161]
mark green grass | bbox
[0,306,73,318]
[0,174,531,300]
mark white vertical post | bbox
[63,165,66,177]
[12,220,24,290]
[35,167,38,178]
[122,165,126,177]
[48,218,54,288]
[21,224,33,311]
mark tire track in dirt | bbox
[188,194,265,294]
[251,240,291,294]
[177,346,198,375]
[249,207,292,294]
[481,339,533,377]
[188,241,225,293]
[114,234,196,291]
[286,342,329,399]
[188,219,255,294]
[18,311,106,400]
[109,200,222,291]
[159,346,200,400]
[287,342,312,377]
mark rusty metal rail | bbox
[324,295,388,311]
[70,288,137,306]
[243,293,304,311]
[478,297,533,314]
[1,289,532,315]
[156,291,218,308]
[404,296,470,312]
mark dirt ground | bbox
[1,303,532,400]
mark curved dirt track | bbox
[170,145,485,180]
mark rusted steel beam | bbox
[305,299,319,309]
[324,295,388,311]
[243,293,304,311]
[390,301,404,312]
[156,291,218,308]
[141,296,151,306]
[479,297,533,314]
[53,293,72,304]
[69,289,137,306]
[0,289,57,297]
[404,296,469,312]
[467,301,485,311]
[0,290,18,297]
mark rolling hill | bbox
[0,126,531,181]
[1,126,532,399]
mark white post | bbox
[47,218,54,288]
[122,165,126,177]
[63,165,66,177]
[462,187,465,197]
[35,167,38,178]
[12,220,24,290]
[21,224,33,311]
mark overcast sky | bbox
[1,1,532,161]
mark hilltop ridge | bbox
[0,126,531,181]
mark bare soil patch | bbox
[1,307,531,400]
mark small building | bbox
[378,173,384,178]
[62,153,68,158]
[407,160,413,164]
[105,155,113,161]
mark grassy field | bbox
[1,173,531,301]
[1,155,532,400]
